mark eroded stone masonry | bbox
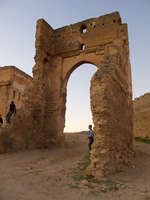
[0,66,32,121]
[0,12,134,177]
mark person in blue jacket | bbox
[88,124,95,151]
[6,101,16,123]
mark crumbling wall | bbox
[0,78,64,153]
[0,19,65,153]
[86,43,134,178]
[0,66,32,121]
[134,93,150,139]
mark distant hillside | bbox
[134,93,150,138]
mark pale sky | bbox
[0,0,150,132]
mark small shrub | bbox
[135,137,150,144]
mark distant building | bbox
[0,66,32,120]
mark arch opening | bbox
[64,63,97,133]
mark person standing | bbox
[88,124,95,151]
[9,101,16,114]
[6,101,16,123]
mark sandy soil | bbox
[0,133,150,200]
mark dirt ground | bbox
[0,133,150,200]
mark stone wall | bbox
[134,93,150,139]
[87,45,134,178]
[0,66,32,121]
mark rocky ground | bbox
[0,133,150,200]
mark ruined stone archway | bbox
[32,12,134,177]
[0,12,134,177]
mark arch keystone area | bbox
[0,12,134,177]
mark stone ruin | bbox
[0,66,32,121]
[0,12,134,178]
[134,93,150,139]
